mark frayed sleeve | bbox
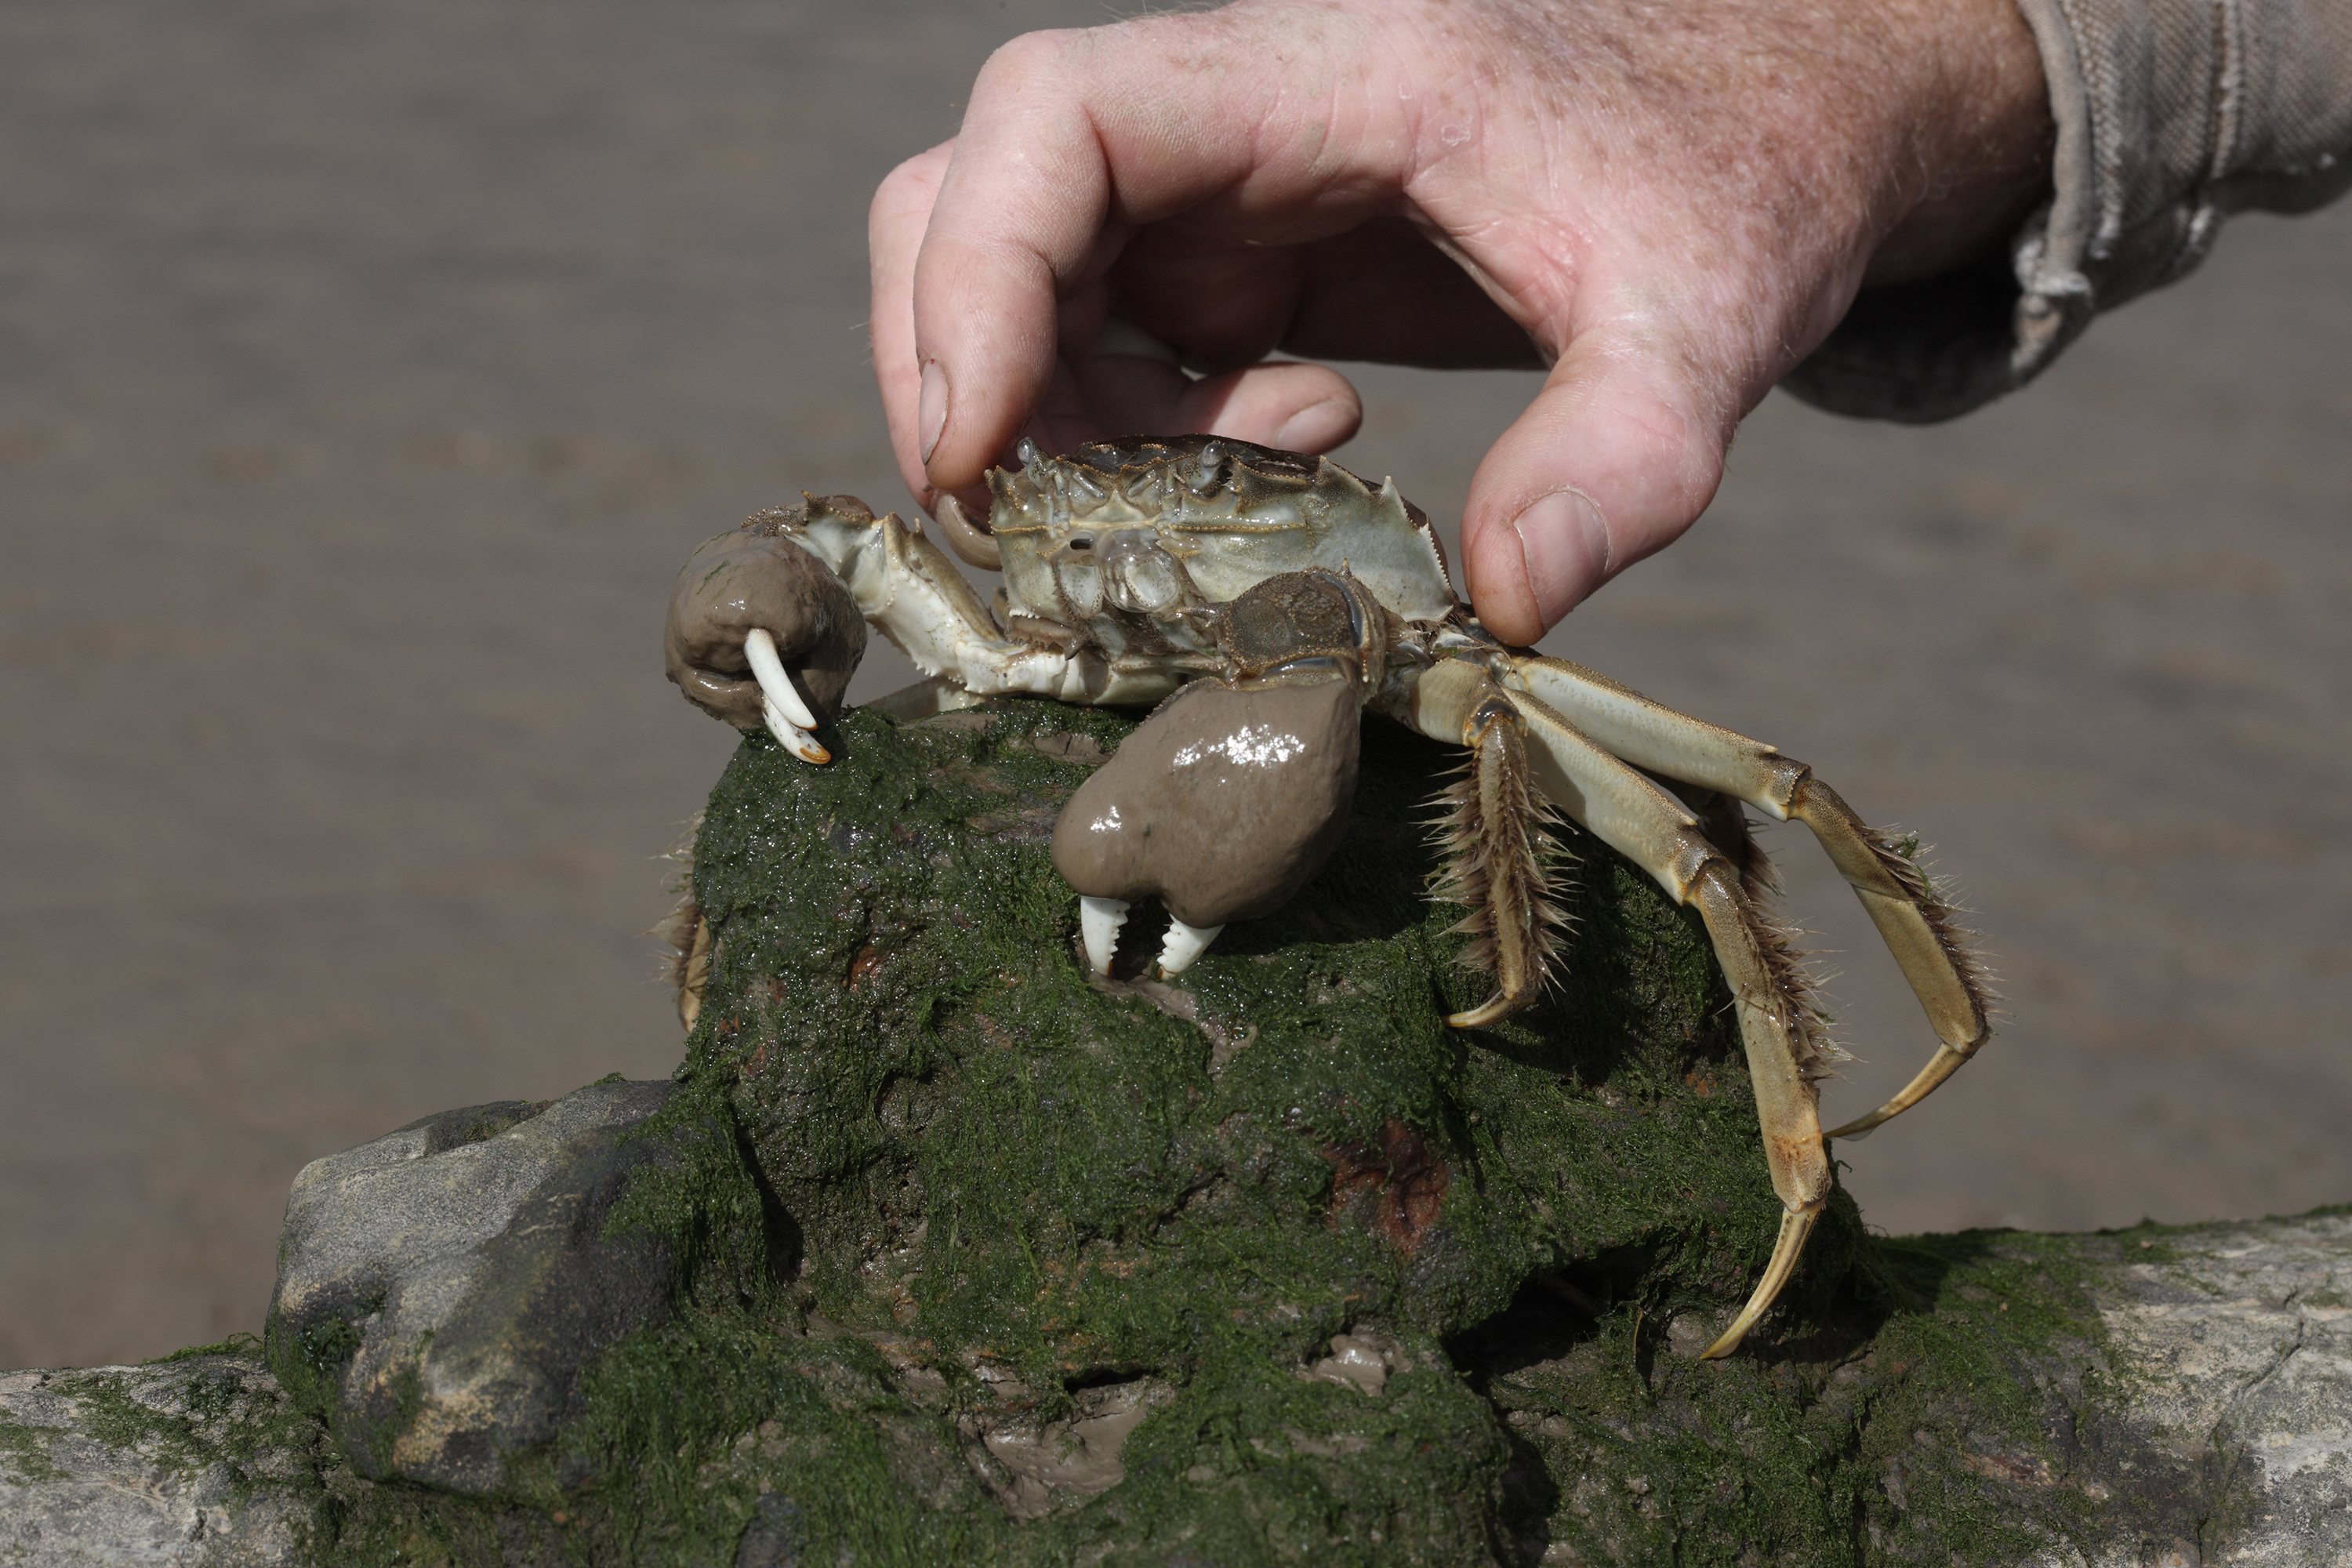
[1784,0,2352,423]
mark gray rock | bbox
[263,1079,684,1495]
[2065,1210,2352,1568]
[0,1356,323,1566]
[2,1207,2349,1564]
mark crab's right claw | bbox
[663,503,870,757]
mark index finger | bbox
[869,141,955,512]
[906,12,1416,492]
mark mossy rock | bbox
[622,695,1857,1566]
[270,697,2190,1566]
[694,698,1817,1361]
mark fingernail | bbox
[1509,488,1610,625]
[918,358,949,464]
[1273,398,1356,453]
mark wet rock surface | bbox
[8,700,2349,1566]
[0,1356,322,1567]
[2091,1211,2352,1568]
[262,1080,691,1495]
[5,1216,2348,1565]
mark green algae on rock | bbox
[22,1210,2351,1566]
[648,695,1842,1563]
[92,692,2320,1566]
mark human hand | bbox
[869,0,2050,641]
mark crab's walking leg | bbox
[1396,660,1832,1356]
[1781,780,1983,1138]
[1428,688,1562,1028]
[1506,657,1993,1139]
[742,627,830,764]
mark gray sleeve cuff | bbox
[1786,0,2352,424]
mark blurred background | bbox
[3,0,2346,1371]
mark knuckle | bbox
[872,148,949,216]
[974,27,1087,99]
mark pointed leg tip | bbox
[1702,1206,1821,1360]
[1824,1044,1973,1139]
[1445,991,1529,1030]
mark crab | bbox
[662,434,1992,1357]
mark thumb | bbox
[1460,335,1733,644]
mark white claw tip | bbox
[1080,897,1130,975]
[743,626,828,764]
[761,699,830,764]
[1156,917,1224,978]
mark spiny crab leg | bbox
[1430,691,1562,1029]
[1079,896,1129,975]
[1156,916,1224,978]
[1504,656,1993,1140]
[742,627,831,764]
[1395,659,1831,1358]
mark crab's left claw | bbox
[664,499,870,760]
[1074,899,1222,980]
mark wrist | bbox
[1863,0,2054,285]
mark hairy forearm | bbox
[1864,0,2056,284]
[1792,0,2352,422]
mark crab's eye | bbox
[1068,534,1093,551]
[1015,436,1043,469]
[1190,441,1225,490]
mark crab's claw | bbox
[665,499,870,763]
[740,627,830,763]
[1154,916,1225,978]
[1054,672,1360,980]
[1075,897,1224,980]
[1079,896,1130,975]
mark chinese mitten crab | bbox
[663,435,1992,1357]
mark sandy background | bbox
[3,0,2347,1371]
